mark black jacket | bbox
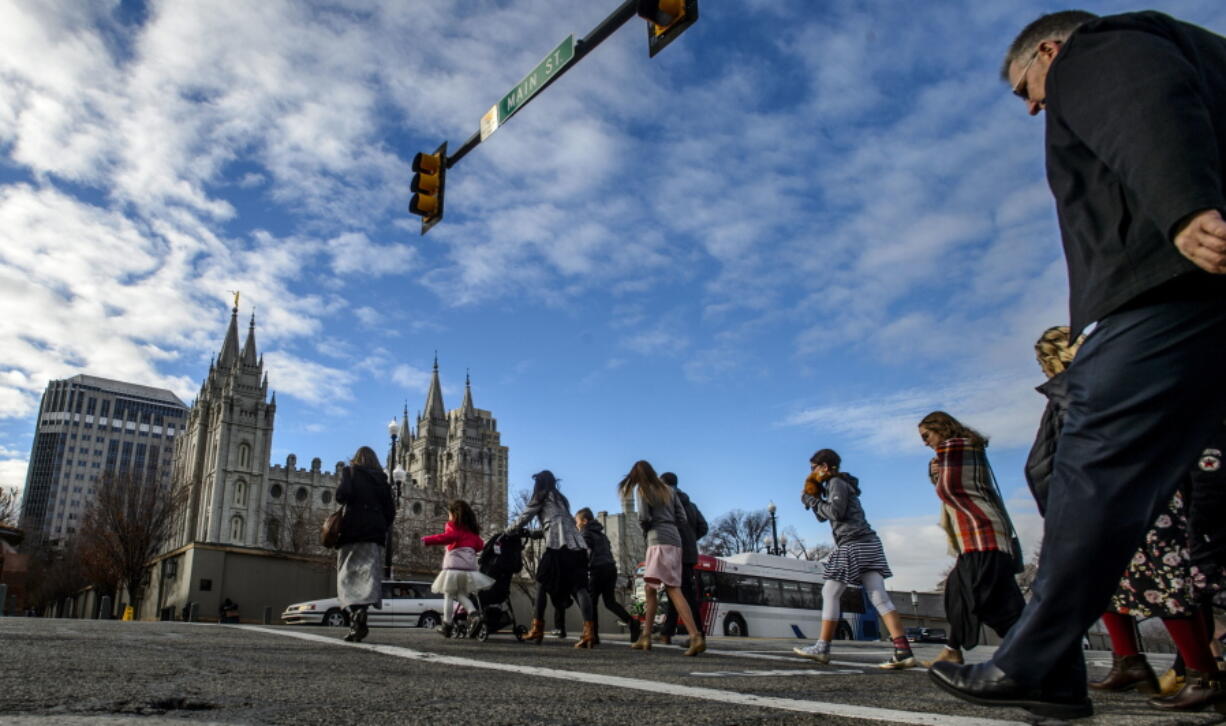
[673,488,708,565]
[581,520,615,570]
[335,465,395,546]
[1024,372,1071,517]
[1045,12,1226,336]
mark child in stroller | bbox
[459,529,532,640]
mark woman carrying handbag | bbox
[334,446,396,643]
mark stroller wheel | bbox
[513,624,528,642]
[476,622,490,642]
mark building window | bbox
[295,487,308,503]
[230,515,244,541]
[412,502,423,516]
[321,490,332,505]
[234,479,247,506]
[267,518,280,546]
[269,484,282,499]
[238,443,251,468]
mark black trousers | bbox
[993,295,1226,696]
[588,564,634,633]
[663,562,703,637]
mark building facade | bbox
[18,375,188,545]
[155,306,509,610]
[390,361,509,569]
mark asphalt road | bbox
[0,618,1221,726]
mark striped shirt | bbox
[934,438,1013,555]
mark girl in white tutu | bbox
[421,499,494,637]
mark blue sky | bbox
[2,0,1223,590]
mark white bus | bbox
[636,552,879,640]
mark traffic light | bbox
[637,0,698,58]
[409,142,447,234]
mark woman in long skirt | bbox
[334,446,396,642]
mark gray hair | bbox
[1001,10,1098,82]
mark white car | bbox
[281,580,445,629]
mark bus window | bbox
[733,575,764,605]
[713,572,738,602]
[799,582,820,610]
[779,580,808,609]
[759,578,783,607]
[698,570,716,600]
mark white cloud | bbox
[782,372,1047,453]
[391,364,432,392]
[261,351,353,409]
[0,457,27,490]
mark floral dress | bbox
[1110,488,1195,618]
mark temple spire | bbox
[241,310,258,366]
[461,369,474,414]
[424,355,445,420]
[217,301,241,367]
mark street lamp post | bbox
[767,501,781,556]
[384,418,403,579]
[910,590,921,629]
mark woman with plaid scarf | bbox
[920,411,1026,668]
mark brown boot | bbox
[1090,653,1160,694]
[574,621,597,649]
[524,618,545,644]
[922,647,963,668]
[683,633,706,657]
[631,630,652,651]
[1147,669,1226,712]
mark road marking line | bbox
[637,642,923,672]
[242,626,1025,726]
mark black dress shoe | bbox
[929,661,1093,720]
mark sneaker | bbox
[550,629,567,639]
[878,650,918,670]
[792,644,831,664]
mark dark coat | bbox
[1045,11,1226,336]
[335,465,395,546]
[673,488,708,565]
[1024,371,1071,517]
[581,520,615,570]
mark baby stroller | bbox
[463,530,529,641]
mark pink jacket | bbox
[421,521,484,552]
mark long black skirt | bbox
[944,550,1025,649]
[536,546,588,596]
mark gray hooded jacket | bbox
[801,472,875,546]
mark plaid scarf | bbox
[934,438,1013,555]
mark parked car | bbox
[905,627,947,643]
[281,580,444,628]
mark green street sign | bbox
[481,34,575,141]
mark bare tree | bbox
[699,508,772,557]
[0,486,20,527]
[781,526,835,561]
[76,471,184,614]
[23,536,87,614]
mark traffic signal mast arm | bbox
[409,0,696,234]
[445,0,639,170]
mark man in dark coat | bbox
[930,11,1226,719]
[660,472,708,643]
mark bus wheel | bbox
[723,614,748,637]
[834,621,853,640]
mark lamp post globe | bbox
[388,418,401,438]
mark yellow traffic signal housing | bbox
[409,141,447,234]
[637,0,698,57]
